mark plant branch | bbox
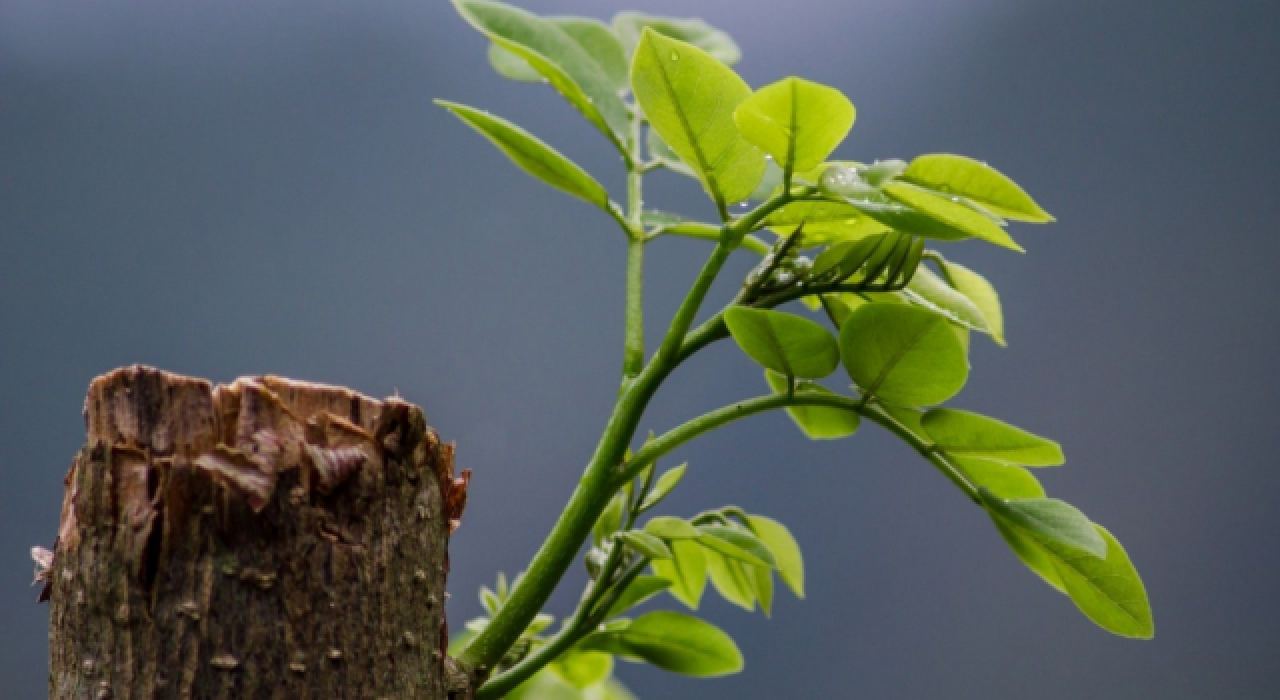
[457,185,801,681]
[615,393,981,503]
[647,222,773,256]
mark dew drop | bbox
[669,50,680,61]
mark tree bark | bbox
[43,366,474,700]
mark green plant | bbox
[439,2,1153,697]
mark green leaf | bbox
[631,29,765,210]
[605,575,673,618]
[696,523,778,569]
[437,102,609,209]
[705,551,756,610]
[584,679,637,700]
[644,516,700,540]
[846,191,974,242]
[745,514,805,598]
[883,183,1024,252]
[594,492,626,546]
[646,126,697,178]
[734,77,856,175]
[488,43,543,82]
[839,303,970,406]
[492,17,630,94]
[1048,525,1154,638]
[639,463,687,512]
[765,198,863,226]
[860,159,908,187]
[764,370,859,440]
[981,490,1106,557]
[613,13,741,65]
[554,17,629,92]
[901,154,1054,223]
[750,158,785,201]
[453,0,629,145]
[582,611,744,677]
[552,649,614,690]
[617,530,673,560]
[904,266,991,333]
[922,408,1064,466]
[506,668,584,700]
[724,307,840,379]
[991,514,1066,593]
[956,459,1044,500]
[935,256,1006,346]
[651,540,708,608]
[479,586,500,616]
[751,565,775,616]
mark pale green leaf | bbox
[639,463,687,512]
[646,126,697,178]
[552,649,614,690]
[745,514,805,597]
[860,159,908,187]
[697,523,778,568]
[584,679,635,700]
[1002,524,1154,637]
[883,183,1024,252]
[488,43,543,82]
[644,516,700,540]
[506,668,585,700]
[454,0,629,145]
[437,101,609,209]
[955,458,1044,500]
[553,17,629,92]
[705,551,756,611]
[936,255,1006,346]
[724,307,839,379]
[582,611,744,677]
[982,490,1106,557]
[584,679,637,700]
[752,565,775,616]
[593,492,626,546]
[922,408,1064,466]
[1051,525,1154,638]
[617,530,673,560]
[904,266,991,333]
[991,515,1066,593]
[734,77,855,174]
[651,540,708,609]
[605,575,673,618]
[750,158,785,201]
[613,13,741,65]
[631,29,765,210]
[902,154,1054,223]
[839,303,970,406]
[764,370,859,440]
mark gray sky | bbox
[3,0,1279,697]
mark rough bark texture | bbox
[44,366,473,700]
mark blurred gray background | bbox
[3,0,1278,697]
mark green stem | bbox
[624,238,645,379]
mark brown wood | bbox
[45,366,473,700]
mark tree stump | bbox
[42,366,472,699]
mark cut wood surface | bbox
[44,365,472,699]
